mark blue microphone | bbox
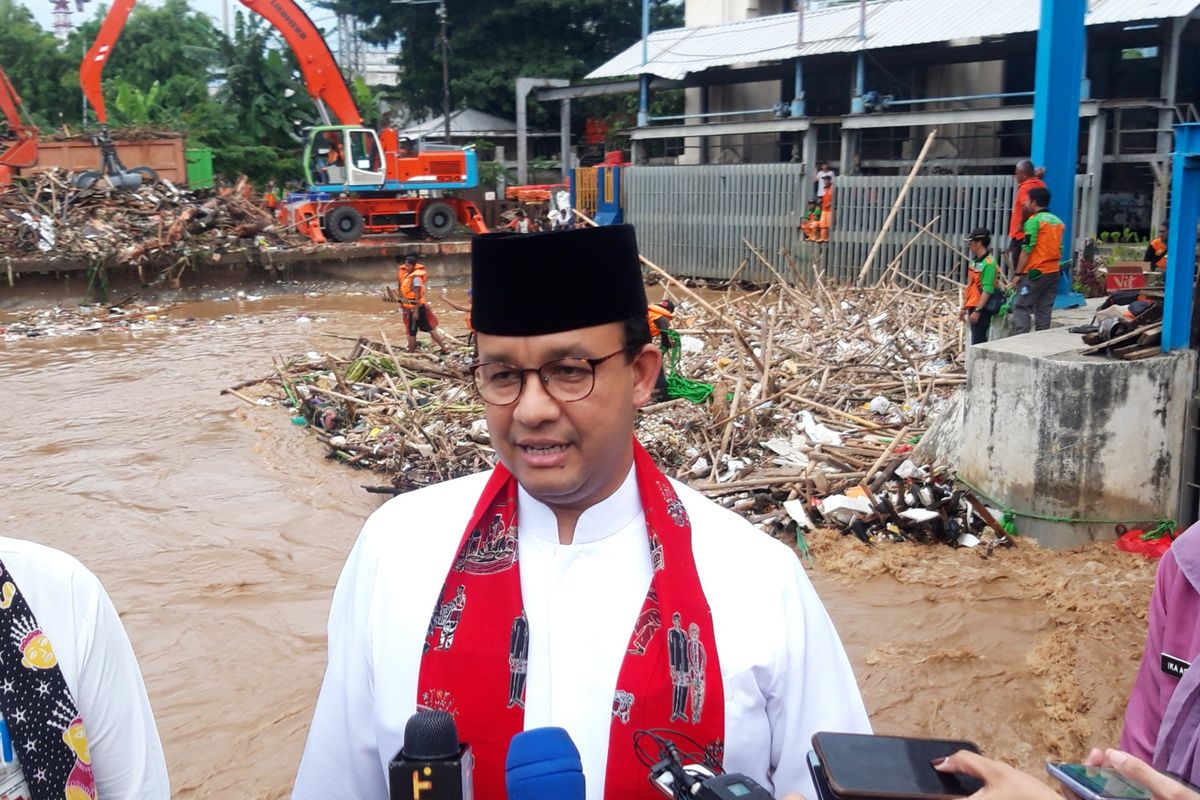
[505,727,586,800]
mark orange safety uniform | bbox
[801,208,821,241]
[819,187,834,242]
[1148,237,1168,272]
[647,303,674,338]
[1021,210,1064,276]
[399,264,428,306]
[1009,177,1046,241]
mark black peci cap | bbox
[470,225,648,336]
[963,227,991,242]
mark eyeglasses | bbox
[469,349,629,406]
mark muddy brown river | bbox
[0,283,1158,798]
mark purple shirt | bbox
[1120,522,1200,784]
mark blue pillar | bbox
[638,0,650,127]
[1031,0,1086,310]
[1163,122,1200,351]
[791,60,806,118]
[850,54,865,113]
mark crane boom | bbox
[80,0,136,125]
[238,0,362,126]
[0,63,40,177]
[0,65,29,135]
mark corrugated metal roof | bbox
[400,108,553,136]
[587,0,1200,81]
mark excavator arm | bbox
[79,0,136,125]
[237,0,362,126]
[0,64,39,176]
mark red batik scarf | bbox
[416,440,724,798]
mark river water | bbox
[0,283,1156,797]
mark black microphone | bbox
[640,729,773,800]
[388,710,474,800]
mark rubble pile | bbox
[231,265,1001,547]
[0,171,306,266]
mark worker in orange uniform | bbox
[1008,160,1046,275]
[263,180,280,215]
[800,199,822,242]
[441,287,474,345]
[647,299,675,401]
[1012,186,1063,334]
[818,175,834,243]
[1145,221,1168,273]
[959,228,1002,345]
[397,254,450,353]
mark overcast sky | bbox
[17,0,348,45]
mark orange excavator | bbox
[239,0,488,242]
[77,0,158,189]
[79,0,487,240]
[0,64,40,186]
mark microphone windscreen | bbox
[505,727,586,800]
[401,710,461,760]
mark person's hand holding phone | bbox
[1077,749,1200,800]
[932,750,1060,800]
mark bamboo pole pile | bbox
[228,251,970,538]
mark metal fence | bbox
[625,166,1033,287]
[820,175,1015,286]
[625,164,808,283]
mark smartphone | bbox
[811,732,985,799]
[1046,763,1153,800]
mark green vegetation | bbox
[0,0,679,182]
[0,0,311,182]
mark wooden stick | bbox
[784,393,888,430]
[877,216,941,287]
[220,387,260,407]
[856,129,939,284]
[574,209,765,372]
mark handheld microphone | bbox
[505,727,586,800]
[388,710,474,800]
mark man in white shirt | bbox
[0,537,169,800]
[814,162,836,198]
[293,224,870,800]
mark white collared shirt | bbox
[293,467,870,800]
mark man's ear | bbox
[630,343,662,407]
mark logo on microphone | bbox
[411,766,433,799]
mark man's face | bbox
[1160,224,1169,239]
[477,322,659,514]
[970,239,985,257]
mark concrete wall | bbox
[961,326,1195,548]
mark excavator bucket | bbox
[288,200,327,244]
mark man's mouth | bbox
[520,443,569,454]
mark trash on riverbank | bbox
[0,170,307,268]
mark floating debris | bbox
[228,262,977,544]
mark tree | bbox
[0,0,78,127]
[321,0,682,127]
[67,0,220,125]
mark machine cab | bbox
[304,125,385,189]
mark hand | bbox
[958,308,968,321]
[933,750,1059,800]
[969,311,981,324]
[1084,749,1200,800]
[781,795,808,800]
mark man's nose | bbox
[512,372,561,427]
